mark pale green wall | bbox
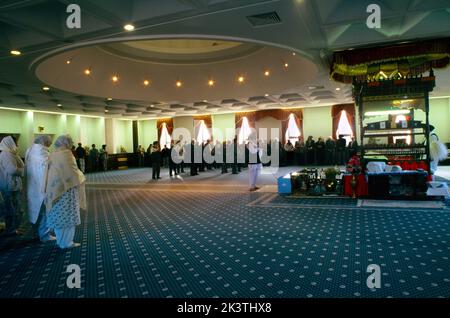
[80,117,105,147]
[303,106,332,139]
[429,98,450,143]
[212,113,235,142]
[0,98,448,157]
[33,112,65,135]
[115,119,133,153]
[67,115,80,142]
[138,119,158,149]
[0,109,23,133]
[20,112,34,156]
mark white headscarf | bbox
[0,136,24,192]
[45,134,85,212]
[0,136,19,155]
[34,135,52,147]
[53,134,74,150]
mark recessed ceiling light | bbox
[57,103,62,107]
[66,60,71,64]
[143,80,150,86]
[264,94,269,97]
[238,76,245,83]
[264,70,270,77]
[284,62,289,68]
[10,50,21,56]
[208,79,215,87]
[176,80,182,87]
[84,69,91,75]
[107,97,112,101]
[124,24,135,31]
[42,86,50,91]
[112,75,119,82]
[150,104,154,108]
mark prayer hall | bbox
[0,0,449,305]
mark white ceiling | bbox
[0,0,449,118]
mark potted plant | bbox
[324,167,339,192]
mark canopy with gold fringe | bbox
[331,38,450,84]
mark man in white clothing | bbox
[247,132,262,192]
[25,135,55,242]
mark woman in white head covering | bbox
[0,136,24,236]
[429,125,448,177]
[45,134,86,249]
[25,135,55,242]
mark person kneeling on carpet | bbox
[45,135,86,250]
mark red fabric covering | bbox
[346,155,361,173]
[343,174,369,197]
[388,160,429,172]
[157,118,173,141]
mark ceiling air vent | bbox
[247,11,281,27]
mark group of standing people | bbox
[145,135,262,191]
[73,143,108,173]
[283,135,358,166]
[0,135,86,249]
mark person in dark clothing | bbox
[189,140,198,176]
[161,145,170,168]
[294,137,305,166]
[305,136,315,165]
[75,143,86,173]
[99,144,108,171]
[136,145,145,167]
[221,141,228,173]
[325,137,336,165]
[347,137,358,161]
[284,140,295,165]
[336,135,347,165]
[150,141,161,180]
[89,144,99,172]
[205,140,213,170]
[232,137,239,174]
[316,137,325,166]
[278,139,286,167]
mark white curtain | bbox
[285,113,301,144]
[195,120,211,144]
[160,122,171,148]
[238,116,251,144]
[336,110,353,145]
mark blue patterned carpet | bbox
[1,168,450,298]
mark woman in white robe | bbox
[25,135,54,242]
[429,126,448,177]
[0,136,24,236]
[45,135,86,249]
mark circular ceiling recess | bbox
[34,38,319,104]
[99,39,262,64]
